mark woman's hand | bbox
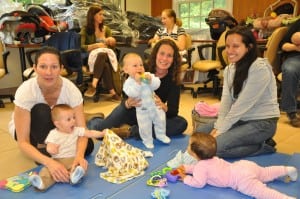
[46,159,70,183]
[154,94,168,112]
[125,97,141,109]
[96,42,107,48]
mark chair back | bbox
[0,40,8,78]
[264,0,298,17]
[186,34,193,49]
[263,26,288,75]
[216,29,229,68]
[45,31,83,73]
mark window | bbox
[173,0,233,31]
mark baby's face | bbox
[55,110,76,134]
[123,55,145,77]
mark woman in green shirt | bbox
[80,5,121,101]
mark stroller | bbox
[205,9,238,40]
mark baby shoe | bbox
[286,166,298,181]
[143,141,154,149]
[29,174,44,190]
[70,166,85,184]
[156,135,171,144]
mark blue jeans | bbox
[280,54,300,113]
[87,102,188,139]
[196,118,278,158]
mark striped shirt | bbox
[155,25,186,40]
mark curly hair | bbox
[147,39,182,85]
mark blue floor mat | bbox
[0,135,298,199]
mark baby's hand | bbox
[139,73,151,84]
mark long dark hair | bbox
[86,6,104,35]
[225,26,259,98]
[147,39,182,85]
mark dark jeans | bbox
[17,103,94,157]
[87,101,188,139]
[196,118,278,158]
[280,54,300,114]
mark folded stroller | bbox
[205,9,238,40]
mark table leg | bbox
[18,47,26,81]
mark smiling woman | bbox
[8,46,94,184]
[87,39,188,142]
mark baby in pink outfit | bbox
[177,133,298,199]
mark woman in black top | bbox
[87,39,187,138]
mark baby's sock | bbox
[143,141,154,149]
[29,174,45,190]
[70,166,85,184]
[286,166,298,181]
[156,135,171,144]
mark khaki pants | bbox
[39,157,74,190]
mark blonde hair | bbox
[121,52,141,67]
[162,9,182,27]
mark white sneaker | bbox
[70,166,85,184]
[286,166,298,181]
[156,135,171,144]
[29,174,44,190]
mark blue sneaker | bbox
[70,166,85,184]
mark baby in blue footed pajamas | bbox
[122,53,170,149]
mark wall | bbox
[123,0,151,15]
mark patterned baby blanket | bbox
[95,130,149,184]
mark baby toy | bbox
[140,73,149,84]
[165,169,181,183]
[147,175,168,187]
[150,167,172,177]
[0,172,32,192]
[151,188,170,199]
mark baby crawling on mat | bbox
[176,133,298,199]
